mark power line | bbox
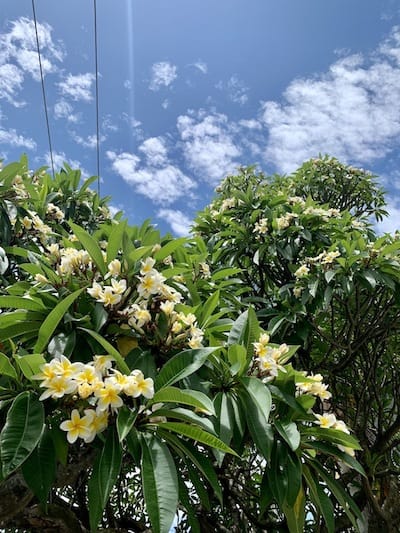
[32,0,55,179]
[93,0,101,195]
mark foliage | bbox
[0,156,362,532]
[194,156,400,531]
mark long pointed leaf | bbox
[152,387,215,415]
[69,220,106,275]
[0,391,45,477]
[34,288,84,353]
[79,328,130,374]
[88,427,122,532]
[141,434,178,533]
[155,347,218,390]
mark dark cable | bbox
[93,0,101,195]
[32,0,55,179]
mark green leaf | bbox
[141,434,178,533]
[154,237,187,261]
[158,422,239,456]
[34,288,84,353]
[68,220,106,275]
[0,296,45,312]
[274,420,301,451]
[309,441,366,476]
[309,458,362,531]
[155,347,218,390]
[198,290,220,328]
[282,486,306,533]
[239,377,273,460]
[106,220,126,264]
[0,353,17,380]
[13,353,46,379]
[116,405,137,442]
[0,391,45,477]
[88,427,122,532]
[79,328,130,374]
[152,387,215,415]
[159,430,223,505]
[303,465,334,533]
[302,427,361,450]
[21,427,56,505]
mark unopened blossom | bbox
[199,262,211,278]
[93,355,114,375]
[87,281,104,300]
[35,273,48,284]
[160,300,175,315]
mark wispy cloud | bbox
[0,126,36,150]
[0,17,63,106]
[149,61,177,91]
[54,99,80,123]
[191,61,208,74]
[107,137,196,205]
[177,110,241,184]
[216,75,249,105]
[42,151,84,174]
[71,132,105,149]
[261,26,400,173]
[157,208,192,236]
[58,73,95,102]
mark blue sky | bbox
[1,0,400,235]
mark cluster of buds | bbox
[34,354,154,444]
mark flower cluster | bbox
[296,372,332,401]
[253,333,289,382]
[313,412,354,456]
[34,354,154,444]
[275,212,298,230]
[253,217,268,235]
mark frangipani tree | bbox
[0,156,362,532]
[194,156,400,532]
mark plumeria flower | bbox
[60,409,92,443]
[294,265,310,278]
[93,355,114,375]
[81,408,109,442]
[98,286,122,307]
[39,375,77,400]
[110,278,127,295]
[124,370,154,399]
[140,257,156,275]
[107,259,121,277]
[160,300,175,315]
[314,413,338,429]
[87,281,104,300]
[94,381,123,411]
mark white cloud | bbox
[0,17,63,80]
[239,118,262,130]
[71,132,105,149]
[261,26,400,173]
[149,61,177,91]
[0,127,36,150]
[107,145,196,205]
[42,151,84,174]
[139,137,168,166]
[0,64,25,107]
[54,99,80,123]
[177,110,241,183]
[157,209,192,236]
[58,73,95,102]
[0,17,63,105]
[216,75,249,105]
[123,79,132,90]
[162,99,170,109]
